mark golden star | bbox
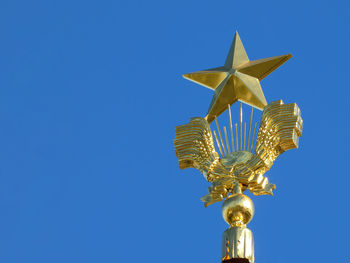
[183,32,291,123]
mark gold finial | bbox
[183,32,291,123]
[174,31,302,263]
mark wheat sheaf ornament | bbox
[174,32,303,263]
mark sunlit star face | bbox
[183,32,291,123]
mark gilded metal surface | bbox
[174,31,303,263]
[222,193,254,227]
[183,32,291,123]
[220,184,255,262]
[222,226,254,263]
[174,100,303,207]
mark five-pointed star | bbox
[183,32,291,123]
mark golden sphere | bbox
[222,193,254,227]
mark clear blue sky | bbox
[0,0,348,262]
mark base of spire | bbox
[221,226,254,263]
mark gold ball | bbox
[222,193,254,227]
